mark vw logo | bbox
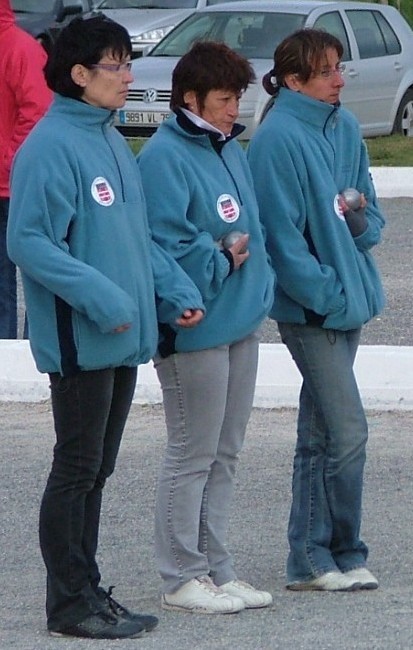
[143,88,158,103]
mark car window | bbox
[313,11,351,61]
[346,10,399,59]
[152,11,306,59]
[95,0,197,7]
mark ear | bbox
[71,63,89,88]
[183,90,197,110]
[284,73,302,92]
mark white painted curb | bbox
[370,167,413,198]
[1,341,413,411]
[1,169,412,408]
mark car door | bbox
[312,8,402,135]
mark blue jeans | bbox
[0,198,17,338]
[39,366,137,632]
[278,323,369,583]
[153,333,259,593]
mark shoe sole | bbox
[243,602,273,609]
[161,600,243,615]
[49,629,145,639]
[286,581,362,592]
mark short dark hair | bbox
[263,29,344,96]
[170,41,255,112]
[45,14,132,99]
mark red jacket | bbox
[0,0,52,197]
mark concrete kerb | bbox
[2,168,412,408]
[2,340,413,410]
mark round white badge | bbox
[91,177,115,207]
[334,193,346,221]
[216,193,240,223]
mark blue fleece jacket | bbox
[7,95,204,374]
[137,113,274,353]
[247,88,385,330]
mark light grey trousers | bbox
[153,332,259,594]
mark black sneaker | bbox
[97,586,159,632]
[49,610,145,639]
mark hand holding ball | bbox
[222,231,248,253]
[341,188,361,211]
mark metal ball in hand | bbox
[341,187,361,211]
[222,230,247,252]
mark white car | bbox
[116,0,413,139]
[93,0,243,57]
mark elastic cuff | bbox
[221,249,234,276]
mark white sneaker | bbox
[286,571,362,592]
[344,567,379,589]
[162,576,245,614]
[220,580,273,608]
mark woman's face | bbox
[184,88,241,135]
[72,50,133,110]
[286,47,345,105]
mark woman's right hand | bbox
[228,234,250,270]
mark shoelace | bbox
[105,586,129,617]
[196,576,224,595]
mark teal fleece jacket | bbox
[7,95,204,374]
[137,113,274,353]
[247,88,385,330]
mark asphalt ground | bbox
[5,195,413,649]
[2,402,413,650]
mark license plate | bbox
[118,110,170,125]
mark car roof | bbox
[201,0,387,11]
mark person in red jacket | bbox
[0,0,52,338]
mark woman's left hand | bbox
[176,309,204,328]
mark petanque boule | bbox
[222,230,248,252]
[341,187,361,211]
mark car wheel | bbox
[392,89,413,137]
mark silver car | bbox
[93,0,243,57]
[116,0,413,139]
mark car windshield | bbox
[151,11,306,59]
[11,0,56,11]
[95,1,198,8]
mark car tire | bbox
[392,88,413,137]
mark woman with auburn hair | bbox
[138,41,275,614]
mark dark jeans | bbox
[40,366,137,632]
[0,198,17,339]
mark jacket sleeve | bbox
[150,238,205,324]
[7,143,138,334]
[247,133,345,317]
[351,140,385,252]
[4,36,52,178]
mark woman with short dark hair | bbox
[138,41,275,614]
[8,14,204,639]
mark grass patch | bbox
[128,134,412,166]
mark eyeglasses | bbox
[88,61,133,73]
[313,63,346,79]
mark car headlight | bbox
[131,25,175,44]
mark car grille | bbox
[127,89,172,102]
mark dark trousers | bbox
[0,198,17,339]
[40,366,137,632]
